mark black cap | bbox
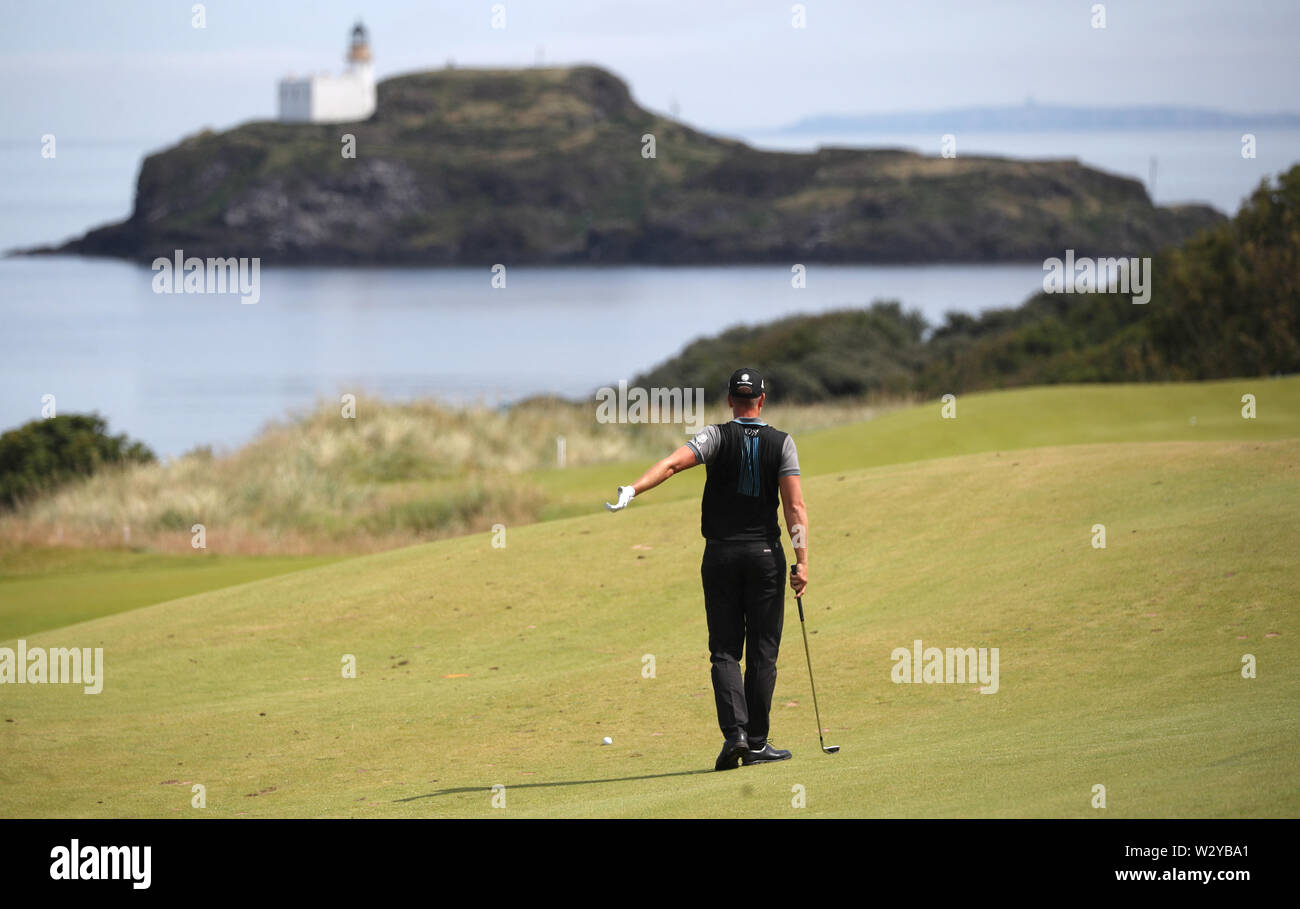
[728,368,766,399]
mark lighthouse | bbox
[278,22,377,124]
[347,22,372,66]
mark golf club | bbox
[792,565,839,754]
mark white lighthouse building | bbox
[278,23,376,123]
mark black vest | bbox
[701,421,788,542]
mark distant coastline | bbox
[776,103,1300,135]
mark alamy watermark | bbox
[891,639,999,694]
[0,640,103,694]
[151,249,260,304]
[595,381,705,435]
[1043,249,1151,304]
[49,840,150,889]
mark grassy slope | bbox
[0,549,338,640]
[533,376,1300,517]
[1,430,1295,817]
[12,379,1290,637]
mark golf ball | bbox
[601,736,613,745]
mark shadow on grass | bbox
[395,768,714,802]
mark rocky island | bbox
[47,66,1223,265]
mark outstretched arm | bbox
[606,444,699,511]
[630,444,699,495]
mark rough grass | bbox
[0,394,907,555]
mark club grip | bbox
[791,565,805,620]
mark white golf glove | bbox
[605,485,636,512]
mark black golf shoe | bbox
[741,741,792,765]
[714,733,749,771]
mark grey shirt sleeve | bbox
[779,434,801,476]
[685,424,722,465]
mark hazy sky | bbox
[2,0,1298,143]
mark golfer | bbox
[606,368,808,771]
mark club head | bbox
[822,745,840,754]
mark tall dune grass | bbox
[0,393,902,555]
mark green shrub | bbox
[639,165,1300,400]
[0,414,155,510]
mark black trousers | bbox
[701,539,787,744]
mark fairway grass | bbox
[1,437,1295,818]
[532,376,1300,517]
[0,548,339,640]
